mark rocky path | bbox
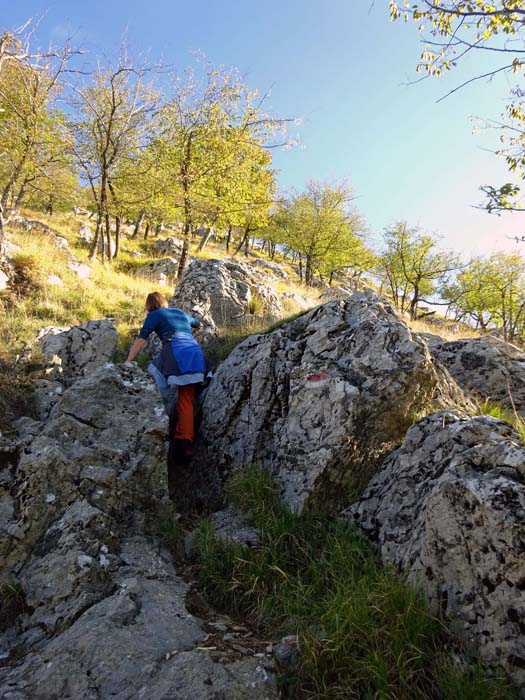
[0,343,277,698]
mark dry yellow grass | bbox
[408,316,481,342]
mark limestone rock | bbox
[428,335,525,414]
[45,275,63,286]
[0,268,9,291]
[4,239,22,257]
[154,237,184,257]
[35,320,118,383]
[418,331,445,348]
[31,379,63,420]
[0,360,277,698]
[171,258,282,328]
[68,261,92,280]
[78,224,93,243]
[137,257,179,284]
[349,411,525,684]
[193,292,474,513]
[186,505,260,559]
[317,285,353,303]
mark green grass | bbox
[478,400,525,444]
[0,579,28,631]
[208,322,268,365]
[193,467,517,700]
[0,226,150,357]
[154,504,185,557]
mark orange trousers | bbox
[175,384,196,442]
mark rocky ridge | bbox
[350,411,525,684]
[170,257,282,329]
[427,335,525,415]
[1,261,525,694]
[193,291,475,513]
[0,349,277,698]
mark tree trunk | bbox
[89,212,103,261]
[197,227,213,252]
[0,202,5,259]
[329,271,334,286]
[225,225,232,253]
[234,225,250,256]
[155,222,162,237]
[14,180,29,209]
[46,196,54,216]
[178,237,190,279]
[105,212,113,263]
[115,215,121,257]
[298,258,303,283]
[144,222,151,240]
[409,286,419,320]
[177,186,192,279]
[132,211,145,239]
[305,256,313,287]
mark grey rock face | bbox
[154,237,184,257]
[195,292,474,513]
[317,285,354,303]
[78,224,93,243]
[0,363,277,699]
[171,258,282,328]
[0,268,9,290]
[35,319,118,383]
[428,335,525,414]
[137,257,179,284]
[0,363,167,574]
[68,261,92,279]
[252,258,288,279]
[349,411,525,684]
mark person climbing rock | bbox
[126,291,207,463]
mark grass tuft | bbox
[478,400,525,445]
[0,579,29,631]
[194,468,518,700]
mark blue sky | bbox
[5,1,524,257]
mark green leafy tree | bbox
[156,60,291,276]
[390,1,525,213]
[0,26,75,253]
[69,54,159,261]
[379,222,459,319]
[270,181,370,287]
[442,252,525,339]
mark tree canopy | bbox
[390,0,525,213]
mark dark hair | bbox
[145,291,168,312]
